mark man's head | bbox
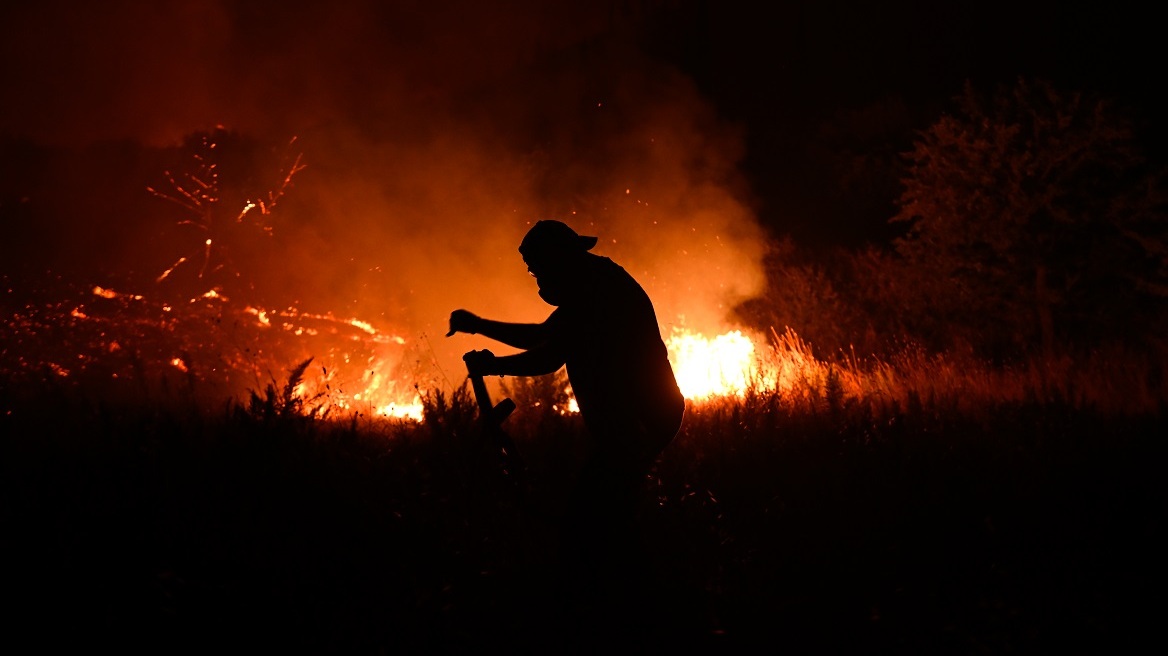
[519,220,597,306]
[519,220,597,261]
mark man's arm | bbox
[465,345,565,378]
[447,309,549,350]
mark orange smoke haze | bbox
[1,0,772,393]
[279,72,768,386]
[0,1,617,148]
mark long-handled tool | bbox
[463,350,523,482]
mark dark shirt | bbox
[542,255,684,445]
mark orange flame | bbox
[666,327,776,399]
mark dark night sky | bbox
[674,1,1164,247]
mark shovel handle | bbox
[469,373,516,425]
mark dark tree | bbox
[891,77,1167,357]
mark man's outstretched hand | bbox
[462,349,497,377]
[446,309,481,337]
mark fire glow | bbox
[4,280,799,423]
[666,328,776,400]
[293,360,425,422]
[295,323,781,422]
[2,126,784,421]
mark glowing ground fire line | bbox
[376,326,774,420]
[328,326,774,422]
[23,286,786,423]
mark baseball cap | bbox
[518,220,598,257]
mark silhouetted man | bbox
[446,219,685,631]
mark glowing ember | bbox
[291,349,428,423]
[666,328,775,399]
[4,279,431,422]
[377,399,425,422]
[94,286,141,301]
[246,307,272,326]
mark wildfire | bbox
[666,328,776,400]
[291,323,787,420]
[297,323,790,416]
[0,133,813,422]
[10,279,809,423]
[377,400,426,421]
[294,357,425,422]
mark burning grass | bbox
[671,325,1168,418]
[6,266,1163,428]
[0,278,428,419]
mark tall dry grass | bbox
[749,327,1167,417]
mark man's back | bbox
[545,254,684,445]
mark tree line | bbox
[737,77,1168,363]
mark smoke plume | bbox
[2,0,771,386]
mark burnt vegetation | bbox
[2,78,1166,652]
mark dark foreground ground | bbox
[1,391,1164,654]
